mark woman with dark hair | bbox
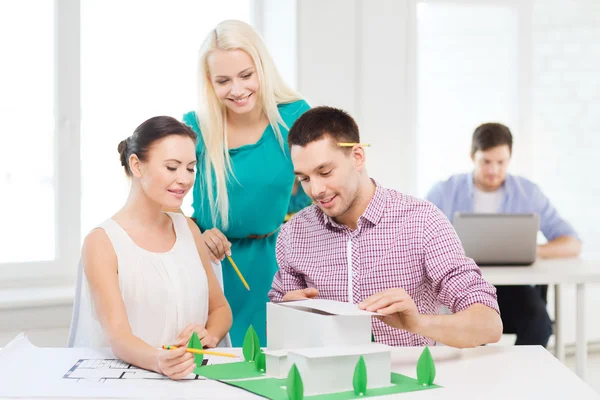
[73,116,232,380]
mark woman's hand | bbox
[156,346,195,380]
[177,323,220,348]
[201,228,232,262]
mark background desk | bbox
[480,258,600,380]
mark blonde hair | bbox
[196,19,303,229]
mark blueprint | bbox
[63,357,209,382]
[0,333,249,399]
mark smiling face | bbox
[207,48,260,116]
[292,136,365,220]
[132,135,197,209]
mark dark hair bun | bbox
[118,139,128,168]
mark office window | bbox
[80,0,252,235]
[0,1,55,263]
[416,1,520,197]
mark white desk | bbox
[386,345,598,399]
[480,258,600,380]
[3,346,597,399]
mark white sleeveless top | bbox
[71,212,209,348]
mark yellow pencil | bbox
[162,345,238,358]
[227,255,250,291]
[338,142,371,147]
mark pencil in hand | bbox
[227,255,250,291]
[161,345,237,358]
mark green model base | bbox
[226,372,440,400]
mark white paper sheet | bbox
[0,333,256,399]
[279,298,383,316]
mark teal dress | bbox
[182,100,311,346]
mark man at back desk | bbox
[426,122,581,347]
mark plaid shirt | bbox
[269,183,500,347]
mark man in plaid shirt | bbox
[268,106,502,348]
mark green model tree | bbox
[188,331,204,365]
[416,346,436,386]
[287,364,304,400]
[254,350,266,372]
[242,325,261,362]
[352,356,368,395]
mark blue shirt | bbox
[426,172,579,242]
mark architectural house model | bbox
[192,298,438,398]
[263,299,392,396]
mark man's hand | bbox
[282,287,319,301]
[358,288,423,333]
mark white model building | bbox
[263,299,393,396]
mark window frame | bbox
[0,0,80,289]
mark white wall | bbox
[0,296,72,347]
[261,0,298,89]
[296,0,418,194]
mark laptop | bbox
[453,213,540,266]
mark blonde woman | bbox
[182,20,311,346]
